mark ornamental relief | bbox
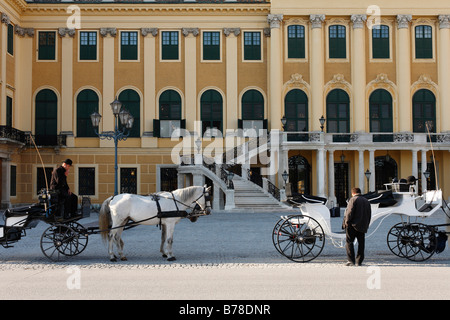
[283,73,311,97]
[324,73,352,98]
[366,73,397,101]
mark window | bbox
[413,89,436,133]
[415,25,433,59]
[370,89,393,142]
[155,90,184,138]
[38,31,56,60]
[35,89,57,146]
[160,167,178,192]
[6,96,12,127]
[121,31,138,60]
[201,90,223,136]
[284,89,308,132]
[118,89,140,137]
[10,165,16,197]
[287,25,305,59]
[80,31,97,60]
[78,167,95,196]
[7,24,13,55]
[203,31,220,61]
[242,90,264,121]
[372,25,389,59]
[36,167,53,195]
[162,31,179,60]
[77,89,99,137]
[243,32,261,61]
[326,89,350,133]
[329,25,346,59]
[120,167,137,194]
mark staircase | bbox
[230,175,297,212]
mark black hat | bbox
[63,159,73,166]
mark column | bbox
[59,28,75,143]
[396,15,412,132]
[310,14,325,131]
[100,28,117,147]
[411,149,418,178]
[351,15,367,132]
[14,27,34,132]
[316,148,325,197]
[438,15,450,132]
[182,28,199,133]
[421,150,428,192]
[328,150,336,205]
[358,150,365,193]
[142,28,158,145]
[224,28,240,131]
[369,149,375,192]
[268,14,283,130]
[0,14,9,126]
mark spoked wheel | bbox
[387,222,408,258]
[274,215,325,263]
[40,222,88,261]
[390,223,437,262]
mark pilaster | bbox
[310,14,325,131]
[224,28,240,132]
[268,14,283,130]
[182,28,199,133]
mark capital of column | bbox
[310,14,325,29]
[1,13,10,25]
[396,14,412,29]
[141,28,158,37]
[223,28,240,37]
[14,26,34,38]
[100,28,117,38]
[438,15,450,29]
[268,14,283,29]
[351,14,367,29]
[58,28,75,38]
[182,28,199,37]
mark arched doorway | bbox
[35,89,57,146]
[375,155,398,191]
[288,155,311,195]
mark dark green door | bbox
[35,89,57,146]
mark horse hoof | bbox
[162,254,167,258]
[110,257,117,262]
[167,257,176,261]
[120,257,128,261]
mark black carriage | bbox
[0,189,91,261]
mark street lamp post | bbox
[90,97,134,195]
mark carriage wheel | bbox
[274,215,325,263]
[387,222,408,258]
[40,222,88,261]
[394,223,437,262]
[272,217,287,254]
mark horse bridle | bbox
[169,187,212,217]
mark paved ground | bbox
[0,208,449,301]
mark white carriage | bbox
[273,180,449,262]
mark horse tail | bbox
[99,196,113,243]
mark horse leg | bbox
[108,230,118,262]
[115,226,127,261]
[162,222,176,261]
[160,224,167,258]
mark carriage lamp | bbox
[319,115,326,132]
[91,97,134,196]
[281,116,287,130]
[282,170,289,185]
[424,171,430,180]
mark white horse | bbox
[98,185,211,262]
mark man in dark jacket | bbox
[343,187,372,266]
[50,159,78,219]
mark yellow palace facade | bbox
[1,0,450,208]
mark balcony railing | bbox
[0,126,27,144]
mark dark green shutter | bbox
[7,24,13,55]
[80,31,97,60]
[35,89,57,146]
[6,96,12,127]
[244,32,261,61]
[118,89,140,137]
[121,31,138,60]
[162,31,179,60]
[287,25,305,59]
[203,31,220,60]
[329,25,346,59]
[77,89,99,137]
[372,25,389,59]
[153,119,160,138]
[415,26,433,59]
[38,32,56,60]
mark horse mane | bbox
[174,186,201,203]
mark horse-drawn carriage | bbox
[0,186,211,262]
[273,179,450,263]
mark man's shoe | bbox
[344,261,355,266]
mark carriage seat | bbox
[4,204,44,218]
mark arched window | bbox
[118,89,140,137]
[326,89,350,133]
[369,89,393,141]
[201,89,223,136]
[159,90,181,120]
[288,155,311,196]
[35,89,57,146]
[77,89,99,137]
[242,90,264,121]
[284,89,308,131]
[413,89,436,133]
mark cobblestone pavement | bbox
[0,209,449,300]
